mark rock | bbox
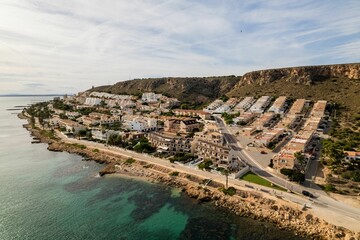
[197,191,211,202]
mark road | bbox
[215,116,360,231]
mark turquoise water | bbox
[0,96,307,240]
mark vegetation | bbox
[241,172,286,191]
[132,137,156,153]
[92,148,100,153]
[169,153,195,163]
[70,143,87,150]
[198,159,213,170]
[25,102,52,126]
[221,186,236,196]
[280,168,305,183]
[321,114,360,183]
[39,129,57,140]
[53,100,73,111]
[77,107,95,116]
[169,171,180,177]
[125,158,135,165]
[221,112,239,125]
[91,76,240,105]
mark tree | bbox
[222,169,229,189]
[294,152,305,170]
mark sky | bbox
[0,0,359,95]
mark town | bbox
[24,90,354,189]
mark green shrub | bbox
[170,171,179,177]
[125,158,135,165]
[324,184,336,192]
[222,187,236,196]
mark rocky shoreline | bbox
[20,113,359,240]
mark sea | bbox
[0,96,307,240]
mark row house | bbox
[191,123,236,168]
[309,100,327,118]
[249,96,271,113]
[234,112,256,125]
[268,96,287,114]
[84,97,102,106]
[234,97,255,112]
[164,118,201,134]
[58,119,86,134]
[124,117,157,132]
[141,92,162,103]
[251,112,275,130]
[203,99,224,112]
[255,128,285,147]
[213,104,231,113]
[65,111,81,119]
[288,99,306,115]
[225,98,240,108]
[274,98,306,129]
[159,98,180,109]
[173,109,211,120]
[273,130,314,170]
[147,132,192,154]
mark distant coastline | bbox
[0,94,68,97]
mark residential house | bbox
[147,132,193,154]
[191,123,236,168]
[58,119,86,134]
[173,109,211,120]
[164,118,201,134]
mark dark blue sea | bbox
[0,96,307,240]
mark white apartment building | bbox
[234,97,255,111]
[141,92,162,103]
[214,104,231,113]
[124,117,157,132]
[84,97,102,106]
[203,99,224,112]
[249,96,271,113]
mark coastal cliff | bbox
[91,63,359,113]
[228,63,360,113]
[235,63,360,86]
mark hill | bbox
[227,63,360,114]
[91,76,240,106]
[91,63,359,114]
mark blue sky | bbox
[0,0,359,94]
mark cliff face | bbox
[92,76,239,104]
[237,63,360,87]
[228,63,360,114]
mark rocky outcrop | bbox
[235,63,360,87]
[91,76,239,104]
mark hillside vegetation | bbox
[92,76,240,106]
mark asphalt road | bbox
[214,116,360,230]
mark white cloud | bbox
[0,0,359,94]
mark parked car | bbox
[302,190,315,198]
[260,150,267,154]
